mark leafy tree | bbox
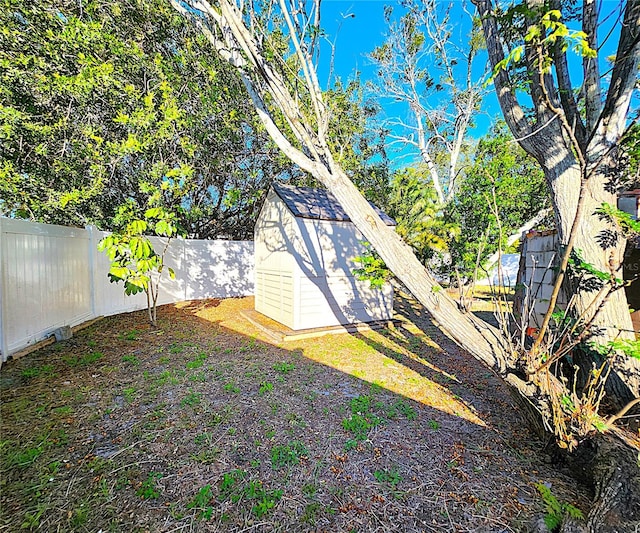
[368,0,485,204]
[386,167,456,267]
[0,0,290,238]
[98,202,183,327]
[446,126,550,279]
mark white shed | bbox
[254,183,395,330]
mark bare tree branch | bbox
[472,0,536,153]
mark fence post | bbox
[86,225,98,318]
[0,217,9,363]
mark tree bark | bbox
[540,149,638,402]
[474,0,640,402]
[561,432,640,533]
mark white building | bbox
[254,183,395,330]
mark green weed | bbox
[285,412,306,428]
[342,413,381,443]
[387,399,417,420]
[190,448,221,465]
[219,469,246,500]
[259,381,274,394]
[170,342,193,354]
[194,432,213,446]
[5,440,48,468]
[273,362,295,374]
[70,505,88,527]
[136,472,163,499]
[186,352,207,369]
[270,441,308,469]
[349,395,372,414]
[122,354,140,366]
[301,485,318,501]
[218,470,282,517]
[374,467,402,489]
[209,406,234,426]
[119,330,140,341]
[536,482,584,531]
[428,419,440,430]
[247,483,283,517]
[123,387,136,403]
[52,405,73,416]
[21,503,48,529]
[187,484,214,520]
[301,502,322,524]
[181,391,202,408]
[64,351,103,367]
[189,371,207,382]
[224,382,240,394]
[21,364,56,379]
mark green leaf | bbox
[109,265,129,280]
[128,220,147,235]
[512,46,523,62]
[145,207,162,219]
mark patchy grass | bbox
[0,296,588,532]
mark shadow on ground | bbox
[0,295,588,532]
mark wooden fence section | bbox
[515,230,567,331]
[0,218,254,361]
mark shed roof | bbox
[272,183,396,226]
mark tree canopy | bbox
[446,125,550,279]
[0,0,299,238]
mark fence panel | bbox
[0,218,255,361]
[182,239,254,299]
[516,231,567,330]
[0,219,93,358]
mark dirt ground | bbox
[0,294,590,532]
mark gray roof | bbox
[272,183,396,226]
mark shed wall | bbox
[296,274,393,330]
[254,190,394,331]
[254,190,298,328]
[291,217,392,329]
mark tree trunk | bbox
[560,432,640,533]
[541,145,639,402]
[507,382,640,533]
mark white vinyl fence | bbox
[0,217,254,361]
